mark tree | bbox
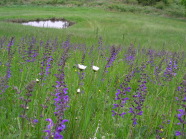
[181,0,186,7]
[137,0,167,6]
[181,0,186,15]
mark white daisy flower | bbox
[78,64,87,70]
[92,65,99,72]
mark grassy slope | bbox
[0,5,185,50]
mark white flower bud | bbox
[77,88,81,93]
[92,66,99,72]
[78,64,87,70]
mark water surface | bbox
[22,20,69,29]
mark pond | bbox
[21,20,70,29]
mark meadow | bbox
[0,3,186,139]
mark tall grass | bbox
[0,36,185,138]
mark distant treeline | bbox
[0,0,183,6]
[0,0,183,5]
[0,0,185,16]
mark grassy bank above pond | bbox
[0,5,186,50]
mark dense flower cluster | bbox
[0,37,14,93]
[19,80,37,129]
[112,71,135,117]
[163,60,178,79]
[40,56,53,81]
[174,77,186,136]
[21,37,39,62]
[129,74,147,126]
[124,45,136,65]
[104,46,120,73]
[44,46,70,139]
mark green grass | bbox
[0,3,186,139]
[0,5,185,50]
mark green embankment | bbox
[0,5,185,50]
